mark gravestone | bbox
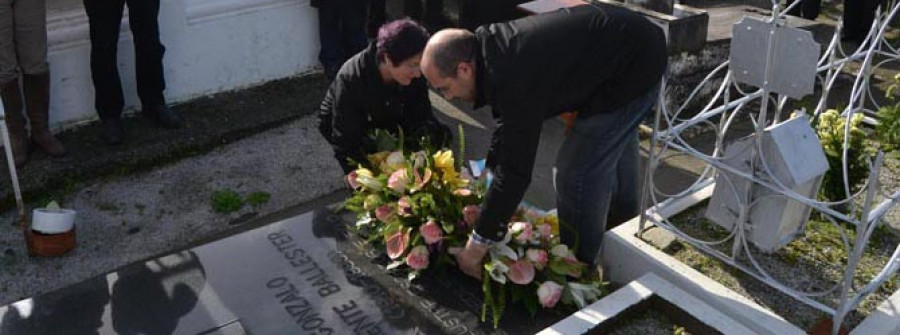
[0,207,561,334]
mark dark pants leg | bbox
[126,0,166,109]
[367,0,386,37]
[319,0,367,80]
[341,0,367,58]
[405,0,422,19]
[788,0,820,20]
[556,87,658,267]
[83,0,126,120]
[843,0,886,42]
[425,0,443,20]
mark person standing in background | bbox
[787,0,820,20]
[312,0,368,81]
[369,0,446,34]
[0,0,67,167]
[83,0,181,146]
[842,0,887,44]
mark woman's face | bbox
[387,53,423,86]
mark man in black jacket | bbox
[423,4,667,278]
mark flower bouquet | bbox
[342,130,605,327]
[342,129,482,280]
[479,209,604,328]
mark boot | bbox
[0,80,29,167]
[23,72,66,157]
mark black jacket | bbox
[318,43,450,174]
[473,4,667,241]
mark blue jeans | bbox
[556,86,658,267]
[318,0,367,79]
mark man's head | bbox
[421,29,478,102]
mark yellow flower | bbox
[433,150,454,170]
[432,150,460,185]
[536,214,560,236]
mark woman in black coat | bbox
[318,19,451,175]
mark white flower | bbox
[355,213,373,227]
[550,244,572,258]
[486,260,510,284]
[567,282,603,308]
[385,151,405,172]
[489,233,517,261]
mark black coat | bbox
[473,4,668,240]
[318,43,450,174]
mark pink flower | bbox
[410,168,432,193]
[419,220,443,245]
[537,281,564,308]
[453,189,472,196]
[375,205,396,223]
[526,249,549,270]
[406,245,430,270]
[538,223,552,241]
[386,230,409,260]
[388,168,409,193]
[463,205,480,227]
[563,258,585,278]
[397,196,413,217]
[510,222,533,245]
[346,171,361,189]
[507,260,535,285]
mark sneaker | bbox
[100,119,124,145]
[142,105,182,129]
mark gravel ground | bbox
[0,116,345,306]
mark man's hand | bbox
[449,238,490,279]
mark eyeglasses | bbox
[432,81,453,96]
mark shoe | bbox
[1,79,29,167]
[23,72,66,157]
[142,105,182,129]
[100,119,124,145]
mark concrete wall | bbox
[44,0,320,130]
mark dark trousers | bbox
[368,0,443,36]
[460,0,528,31]
[787,0,820,20]
[319,0,367,79]
[83,0,166,120]
[843,0,887,42]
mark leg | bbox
[425,0,443,21]
[319,0,343,79]
[340,0,368,62]
[801,0,820,20]
[125,0,165,109]
[404,0,422,20]
[13,0,64,156]
[787,0,802,17]
[367,0,386,38]
[606,129,640,230]
[0,0,17,88]
[83,0,126,121]
[12,0,47,77]
[556,87,658,267]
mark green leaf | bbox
[246,191,271,207]
[441,220,456,234]
[494,283,506,328]
[212,189,244,213]
[482,270,492,323]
